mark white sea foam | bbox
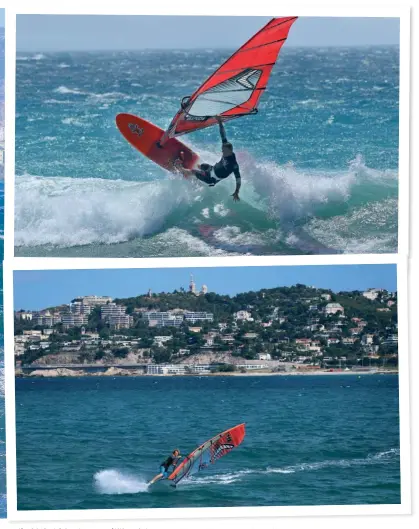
[54,86,85,95]
[86,91,133,103]
[14,174,198,248]
[157,228,231,256]
[43,99,74,105]
[61,117,85,127]
[213,203,230,217]
[179,448,400,488]
[14,151,398,255]
[237,152,397,226]
[94,469,149,494]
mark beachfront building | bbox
[236,363,268,370]
[144,312,184,327]
[184,312,214,324]
[147,364,212,375]
[324,303,344,315]
[189,364,212,373]
[147,364,186,375]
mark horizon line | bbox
[16,43,400,53]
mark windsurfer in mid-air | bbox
[174,116,241,202]
[148,449,181,485]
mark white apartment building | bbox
[257,353,271,361]
[234,310,253,321]
[79,295,113,306]
[100,303,133,329]
[62,313,89,329]
[15,311,33,321]
[154,336,173,346]
[70,301,92,316]
[184,312,214,323]
[236,363,268,370]
[147,364,186,375]
[361,334,374,346]
[144,312,184,327]
[325,303,344,315]
[362,289,381,301]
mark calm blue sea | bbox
[15,375,400,511]
[15,46,399,257]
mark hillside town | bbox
[14,277,398,377]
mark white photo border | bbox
[3,0,413,526]
[4,2,410,261]
[5,255,410,522]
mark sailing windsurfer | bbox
[148,449,181,485]
[174,116,241,202]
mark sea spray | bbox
[94,469,149,494]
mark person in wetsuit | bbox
[148,449,181,485]
[175,116,241,202]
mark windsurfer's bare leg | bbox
[148,472,163,485]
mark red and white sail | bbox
[160,16,298,144]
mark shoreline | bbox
[15,367,399,378]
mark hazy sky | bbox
[14,264,397,310]
[0,9,4,27]
[16,15,399,51]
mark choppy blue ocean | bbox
[15,46,399,257]
[15,375,400,511]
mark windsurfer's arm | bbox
[232,167,241,201]
[216,116,228,143]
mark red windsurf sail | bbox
[168,423,246,485]
[160,16,298,144]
